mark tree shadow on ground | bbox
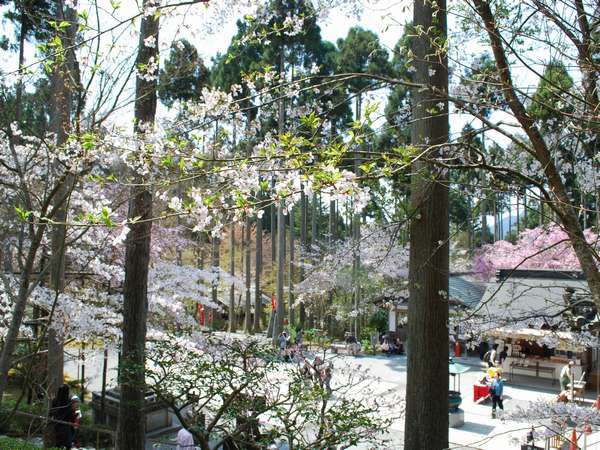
[456,421,496,435]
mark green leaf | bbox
[14,207,32,221]
[100,207,113,227]
[359,162,376,174]
[300,112,320,130]
[81,132,96,151]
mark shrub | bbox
[0,436,52,449]
[0,400,47,437]
[367,310,388,334]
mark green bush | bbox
[359,326,378,343]
[0,400,47,437]
[367,310,388,334]
[0,435,61,449]
[360,339,377,355]
[303,328,317,343]
[287,325,297,342]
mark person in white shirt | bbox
[560,360,575,392]
[489,344,498,367]
[176,426,195,450]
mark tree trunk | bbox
[353,95,362,338]
[310,194,319,325]
[311,193,318,247]
[244,218,252,333]
[329,200,335,243]
[508,199,512,235]
[273,46,285,340]
[14,6,27,123]
[516,194,520,234]
[352,215,361,338]
[327,200,335,333]
[299,188,307,328]
[0,234,44,402]
[116,2,159,448]
[288,207,295,327]
[228,225,236,333]
[254,211,263,331]
[492,198,498,241]
[481,199,487,245]
[47,0,78,404]
[210,236,220,329]
[582,191,587,229]
[273,201,286,343]
[404,0,449,449]
[523,190,528,227]
[271,201,277,268]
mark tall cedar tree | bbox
[47,0,79,411]
[158,39,209,107]
[116,1,159,448]
[404,0,450,448]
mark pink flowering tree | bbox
[473,225,600,280]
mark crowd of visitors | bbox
[277,329,305,362]
[380,334,403,355]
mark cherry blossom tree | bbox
[473,225,600,281]
[145,333,397,450]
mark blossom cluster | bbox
[472,225,599,280]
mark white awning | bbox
[488,327,586,352]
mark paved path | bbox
[334,354,600,449]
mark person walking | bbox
[322,365,333,396]
[484,344,498,368]
[70,396,81,449]
[295,328,303,348]
[499,346,509,365]
[560,360,575,392]
[50,384,76,449]
[490,371,505,419]
[278,332,289,360]
[176,427,195,450]
[177,410,196,449]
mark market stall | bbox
[488,327,587,386]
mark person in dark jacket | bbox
[50,384,76,449]
[490,372,505,420]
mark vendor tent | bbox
[488,327,588,352]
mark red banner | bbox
[197,303,205,326]
[271,294,277,310]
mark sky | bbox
[185,0,411,62]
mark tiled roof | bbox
[449,276,487,307]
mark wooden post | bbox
[101,348,108,419]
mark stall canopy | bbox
[488,327,587,352]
